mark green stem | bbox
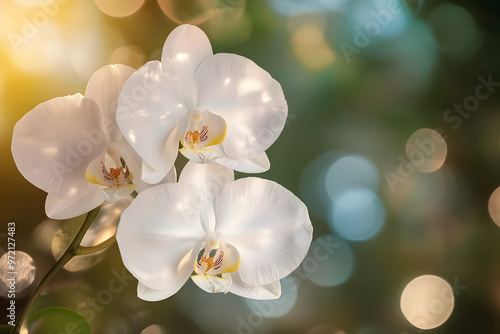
[11,207,101,334]
[75,235,116,255]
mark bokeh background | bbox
[2,0,500,333]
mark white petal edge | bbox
[116,137,176,192]
[135,242,196,302]
[229,272,281,300]
[116,60,185,174]
[45,184,104,219]
[12,94,108,200]
[214,151,270,173]
[85,64,136,142]
[195,53,287,159]
[161,24,213,109]
[137,282,176,302]
[116,182,206,291]
[214,178,313,286]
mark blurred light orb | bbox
[428,3,482,61]
[52,224,96,272]
[300,151,342,220]
[67,26,115,82]
[0,251,36,294]
[343,0,411,44]
[365,21,438,93]
[51,196,130,273]
[109,45,146,70]
[303,235,354,287]
[245,277,298,318]
[291,24,335,71]
[81,196,133,247]
[9,23,67,74]
[329,188,385,241]
[400,275,454,330]
[405,128,447,173]
[157,0,216,25]
[325,155,379,201]
[33,219,61,250]
[269,0,347,16]
[140,325,167,334]
[94,0,145,17]
[488,186,500,227]
[308,325,346,334]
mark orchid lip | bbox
[178,110,227,164]
[85,142,137,201]
[191,240,241,294]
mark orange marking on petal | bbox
[185,130,201,146]
[109,167,123,181]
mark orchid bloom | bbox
[116,24,288,184]
[116,162,312,300]
[12,65,174,219]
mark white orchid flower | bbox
[12,64,175,220]
[116,162,312,301]
[116,24,288,184]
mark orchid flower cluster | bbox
[11,24,313,303]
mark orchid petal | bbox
[115,137,176,192]
[214,178,312,286]
[179,161,234,204]
[161,24,213,109]
[45,186,104,220]
[179,161,233,232]
[85,64,135,142]
[134,164,176,193]
[12,94,107,200]
[137,282,181,302]
[214,150,270,173]
[116,183,205,291]
[116,61,184,175]
[228,272,281,300]
[140,160,169,185]
[195,53,287,159]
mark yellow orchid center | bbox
[191,241,241,294]
[85,143,136,201]
[179,110,227,163]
